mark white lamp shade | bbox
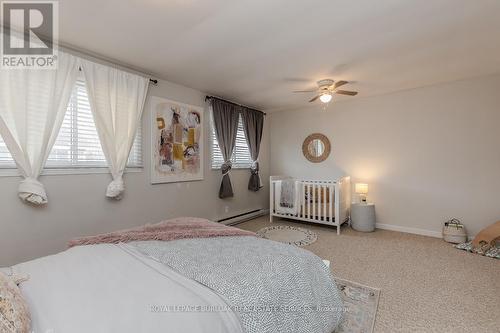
[355,183,368,194]
[319,93,332,103]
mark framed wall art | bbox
[150,96,204,184]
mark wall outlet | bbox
[224,206,229,213]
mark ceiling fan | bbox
[293,79,358,103]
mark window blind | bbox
[0,137,11,167]
[0,77,142,169]
[211,114,252,169]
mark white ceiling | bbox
[59,0,500,111]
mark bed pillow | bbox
[0,271,31,333]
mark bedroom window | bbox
[211,114,252,169]
[0,77,142,172]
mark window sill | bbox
[0,167,143,178]
[211,167,251,171]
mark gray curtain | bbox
[211,98,240,198]
[241,108,264,191]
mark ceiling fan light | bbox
[319,93,332,103]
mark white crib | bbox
[269,176,351,234]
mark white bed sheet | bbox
[11,243,243,333]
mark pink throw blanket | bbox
[68,217,256,248]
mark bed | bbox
[1,217,344,333]
[270,176,351,234]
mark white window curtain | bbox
[0,51,79,205]
[80,60,148,199]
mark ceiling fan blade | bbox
[335,90,358,96]
[309,95,320,102]
[333,80,348,89]
[293,89,317,93]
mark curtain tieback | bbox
[106,176,125,200]
[250,161,259,175]
[18,177,47,205]
[221,161,232,176]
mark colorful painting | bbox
[150,97,204,183]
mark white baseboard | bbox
[376,223,442,238]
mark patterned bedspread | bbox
[131,236,344,333]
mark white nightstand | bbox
[351,203,376,232]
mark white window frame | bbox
[0,166,143,177]
[0,78,143,177]
[210,113,252,170]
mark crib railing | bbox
[299,180,335,222]
[270,176,351,234]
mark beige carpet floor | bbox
[237,216,500,333]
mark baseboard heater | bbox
[217,209,268,226]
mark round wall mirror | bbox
[302,133,331,163]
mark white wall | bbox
[0,79,270,266]
[270,74,500,237]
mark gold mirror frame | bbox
[302,133,331,163]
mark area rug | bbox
[256,225,317,246]
[334,277,380,333]
[454,241,500,259]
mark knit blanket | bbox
[131,236,344,333]
[280,179,297,208]
[68,217,255,248]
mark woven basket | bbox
[443,223,467,244]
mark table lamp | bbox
[355,183,368,203]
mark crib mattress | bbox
[275,203,334,219]
[300,203,334,219]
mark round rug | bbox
[256,225,318,247]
